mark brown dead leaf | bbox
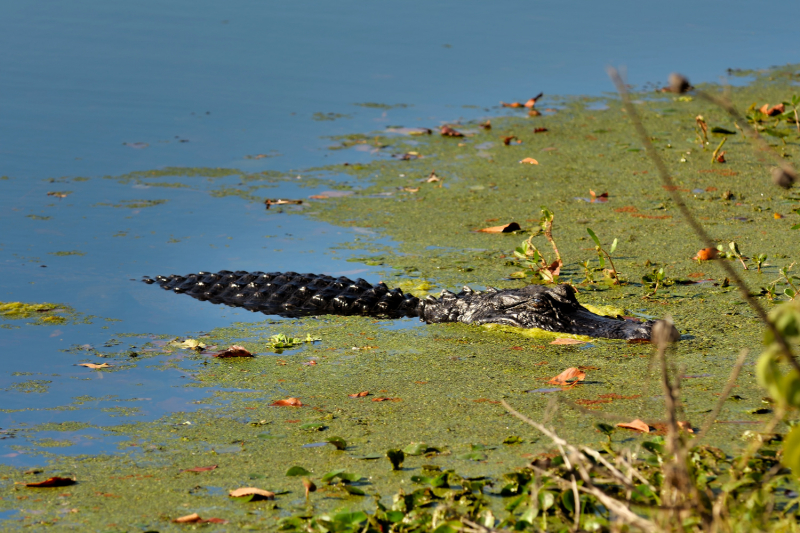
[760,103,785,116]
[181,465,217,473]
[78,363,111,369]
[774,212,784,219]
[205,518,228,524]
[677,421,695,433]
[349,391,370,398]
[477,222,521,233]
[309,194,329,200]
[693,248,718,261]
[402,187,420,193]
[524,92,543,108]
[473,398,501,404]
[479,120,491,130]
[502,135,517,146]
[589,190,609,203]
[528,109,541,117]
[617,419,650,433]
[229,487,275,500]
[270,397,303,407]
[716,151,726,163]
[302,360,318,366]
[519,157,539,165]
[534,127,548,133]
[47,192,70,198]
[173,513,202,523]
[372,397,402,402]
[264,199,302,209]
[549,338,586,346]
[426,171,440,183]
[440,125,464,137]
[547,367,587,386]
[501,101,524,108]
[211,345,253,358]
[24,477,76,488]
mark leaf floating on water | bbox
[617,419,650,433]
[386,449,405,470]
[534,127,548,133]
[326,436,347,450]
[549,338,586,346]
[173,513,202,523]
[525,92,543,108]
[47,191,70,198]
[309,194,329,199]
[77,363,111,369]
[172,338,207,351]
[501,101,524,108]
[547,367,586,386]
[229,487,275,500]
[181,465,217,473]
[479,120,491,130]
[264,198,303,209]
[477,222,521,233]
[519,157,539,165]
[286,466,311,476]
[211,345,253,358]
[589,190,609,203]
[693,248,718,261]
[271,397,303,407]
[440,125,464,137]
[502,136,518,146]
[759,103,785,116]
[24,476,76,488]
[348,391,370,398]
[372,397,402,402]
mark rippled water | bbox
[1,0,798,464]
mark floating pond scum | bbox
[1,65,800,528]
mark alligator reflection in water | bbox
[144,270,671,341]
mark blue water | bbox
[1,0,798,463]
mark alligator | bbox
[143,270,671,341]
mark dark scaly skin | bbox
[143,270,663,341]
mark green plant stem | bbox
[710,136,726,164]
[608,68,800,377]
[603,250,619,285]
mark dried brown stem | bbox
[697,349,750,441]
[607,67,800,376]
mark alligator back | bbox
[144,270,665,341]
[143,270,421,319]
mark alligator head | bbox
[420,283,667,341]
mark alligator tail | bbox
[143,270,423,319]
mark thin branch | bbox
[697,349,750,441]
[607,67,800,376]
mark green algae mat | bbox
[3,66,800,530]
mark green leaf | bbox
[333,511,368,525]
[786,288,796,298]
[457,451,487,461]
[502,435,523,445]
[403,442,429,455]
[561,488,576,513]
[538,491,555,511]
[783,425,800,477]
[299,422,326,431]
[285,466,311,477]
[342,485,366,496]
[321,468,346,482]
[642,440,665,456]
[386,449,404,470]
[587,228,601,247]
[326,436,347,450]
[385,511,404,523]
[432,521,463,533]
[610,238,618,254]
[792,224,800,230]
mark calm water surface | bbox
[1,1,798,464]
